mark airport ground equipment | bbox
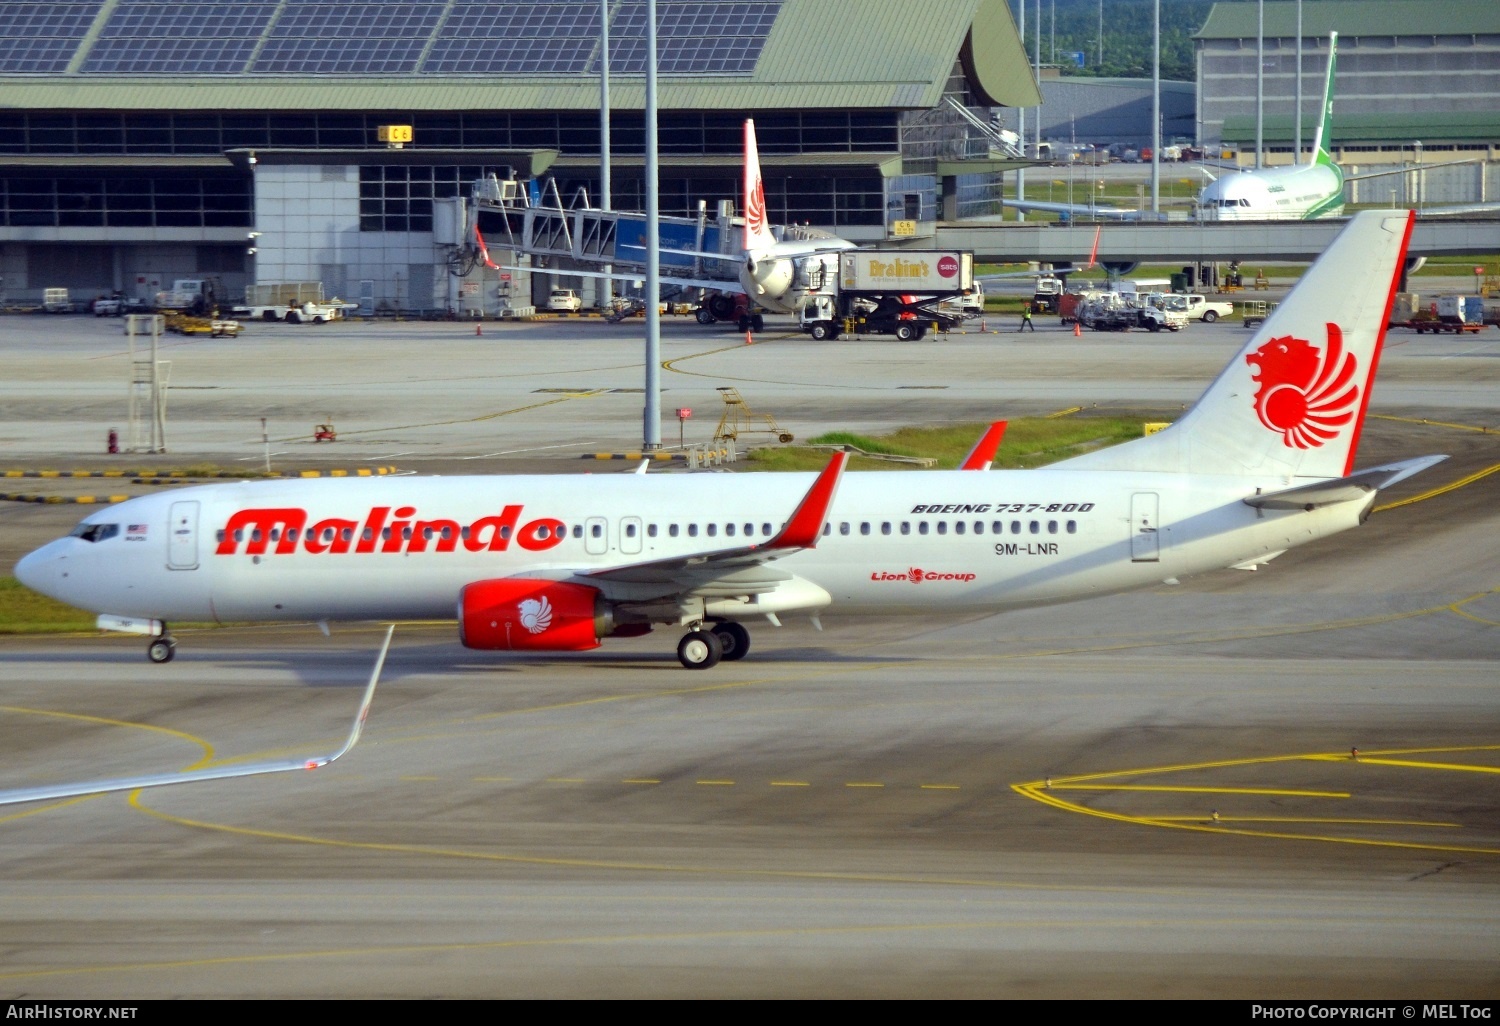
[798,250,975,341]
[712,387,793,444]
[1077,291,1186,332]
[153,277,226,316]
[235,282,355,323]
[43,288,75,313]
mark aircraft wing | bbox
[1346,158,1477,182]
[582,452,848,590]
[501,263,746,295]
[0,626,392,807]
[999,198,1162,221]
[1243,455,1448,510]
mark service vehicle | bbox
[153,277,226,316]
[799,250,976,341]
[547,288,583,313]
[1163,294,1235,323]
[43,288,74,313]
[234,282,353,323]
[1077,291,1186,332]
[1031,276,1064,313]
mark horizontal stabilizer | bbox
[1243,455,1447,510]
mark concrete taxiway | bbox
[0,310,1496,997]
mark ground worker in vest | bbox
[1018,301,1035,332]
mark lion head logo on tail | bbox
[1245,323,1360,450]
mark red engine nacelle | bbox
[458,579,607,652]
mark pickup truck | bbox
[1164,294,1235,323]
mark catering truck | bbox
[798,250,975,341]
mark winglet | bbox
[960,421,1007,471]
[764,452,849,551]
[0,625,394,807]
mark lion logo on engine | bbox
[519,596,553,635]
[1245,323,1360,450]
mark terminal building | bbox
[1196,0,1500,166]
[0,0,1039,314]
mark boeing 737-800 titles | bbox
[15,210,1441,675]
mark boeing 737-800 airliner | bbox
[16,211,1440,672]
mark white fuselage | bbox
[1196,162,1344,221]
[16,470,1366,628]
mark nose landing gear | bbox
[146,628,177,664]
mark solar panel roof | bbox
[0,2,104,74]
[23,0,783,76]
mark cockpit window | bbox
[70,522,119,543]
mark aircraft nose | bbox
[13,540,68,600]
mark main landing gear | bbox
[676,620,751,669]
[146,628,177,664]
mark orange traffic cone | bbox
[1073,320,1082,337]
[475,321,483,336]
[744,329,753,345]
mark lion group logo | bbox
[519,596,553,635]
[1245,323,1359,449]
[746,175,767,238]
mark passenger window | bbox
[572,525,583,538]
[860,522,870,536]
[881,522,891,535]
[1067,520,1077,534]
[839,522,850,536]
[707,524,717,537]
[688,524,698,537]
[647,524,658,538]
[1010,520,1021,534]
[761,524,772,536]
[936,522,947,535]
[726,523,736,537]
[1029,521,1039,534]
[918,522,929,535]
[744,524,754,537]
[954,522,965,535]
[900,522,910,535]
[992,521,1003,534]
[1048,520,1058,534]
[669,524,679,537]
[823,524,831,536]
[625,523,637,538]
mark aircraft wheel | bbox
[751,314,765,332]
[695,307,715,325]
[1202,310,1219,322]
[147,637,176,664]
[738,315,751,332]
[677,630,723,670]
[894,323,916,341]
[711,622,750,661]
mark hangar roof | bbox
[0,0,1040,112]
[1196,1,1500,40]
